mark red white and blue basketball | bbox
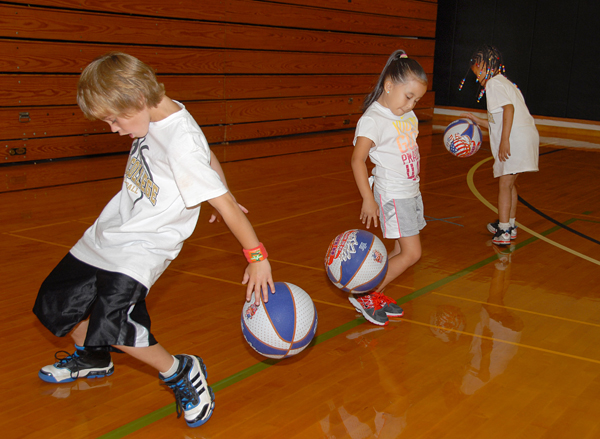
[241,282,317,359]
[443,118,482,158]
[325,229,388,293]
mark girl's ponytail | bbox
[362,50,427,111]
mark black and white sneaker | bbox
[492,228,512,246]
[39,345,114,383]
[162,354,215,428]
[487,220,517,239]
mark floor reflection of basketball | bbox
[430,305,466,343]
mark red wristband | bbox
[243,243,268,263]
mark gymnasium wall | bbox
[0,0,438,192]
[433,0,600,121]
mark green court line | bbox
[398,219,576,305]
[98,218,585,439]
[98,319,366,439]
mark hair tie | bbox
[400,54,408,58]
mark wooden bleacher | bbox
[0,0,438,192]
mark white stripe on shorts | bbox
[127,304,151,347]
[374,189,426,239]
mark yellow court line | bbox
[167,268,244,287]
[188,242,323,271]
[312,298,355,310]
[309,295,600,365]
[421,172,467,187]
[420,190,477,202]
[536,208,600,221]
[7,217,95,234]
[243,200,359,228]
[467,156,600,266]
[7,220,77,234]
[189,199,358,240]
[286,295,600,365]
[4,233,71,249]
[233,169,351,194]
[404,317,600,365]
[432,292,600,329]
[5,229,415,292]
[187,242,414,291]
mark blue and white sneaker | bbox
[162,354,215,428]
[39,345,114,383]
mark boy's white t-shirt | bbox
[485,75,539,177]
[353,101,420,199]
[70,102,228,288]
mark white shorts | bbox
[374,189,426,239]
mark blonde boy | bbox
[33,52,274,428]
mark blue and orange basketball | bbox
[241,282,317,359]
[443,118,482,158]
[325,229,388,293]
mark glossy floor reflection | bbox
[1,133,599,438]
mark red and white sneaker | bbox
[370,292,404,317]
[348,293,389,326]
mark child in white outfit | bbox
[350,49,428,326]
[460,45,539,246]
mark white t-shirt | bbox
[485,75,539,177]
[353,101,420,199]
[70,102,228,288]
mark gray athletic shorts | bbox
[373,188,426,239]
[33,253,157,348]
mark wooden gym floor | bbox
[1,131,600,438]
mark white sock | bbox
[499,222,511,232]
[509,218,516,227]
[160,356,179,378]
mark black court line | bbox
[539,148,566,156]
[518,196,600,246]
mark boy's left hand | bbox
[242,259,275,305]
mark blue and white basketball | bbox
[443,118,482,158]
[241,282,317,359]
[325,229,388,293]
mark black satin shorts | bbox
[33,252,157,347]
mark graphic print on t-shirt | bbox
[124,137,160,206]
[393,117,420,181]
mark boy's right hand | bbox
[360,198,379,229]
[242,259,275,305]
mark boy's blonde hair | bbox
[77,52,165,120]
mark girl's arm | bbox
[208,191,274,305]
[498,104,514,162]
[351,136,379,229]
[208,150,248,222]
[460,112,489,129]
